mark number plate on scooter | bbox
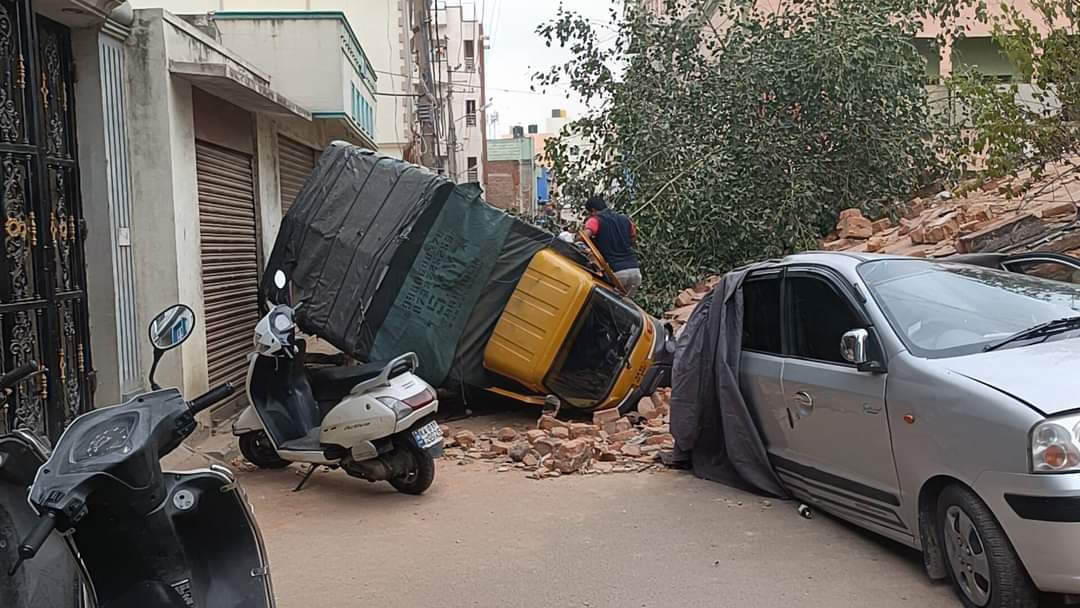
[412,421,442,449]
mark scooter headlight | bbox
[378,397,413,421]
[1031,413,1080,473]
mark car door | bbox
[776,268,904,532]
[1000,252,1080,285]
[738,270,788,453]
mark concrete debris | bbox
[552,438,591,473]
[592,407,620,426]
[522,451,540,467]
[438,386,680,479]
[508,442,530,462]
[453,430,477,449]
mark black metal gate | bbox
[0,0,92,441]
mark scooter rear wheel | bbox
[388,438,435,495]
[238,431,290,469]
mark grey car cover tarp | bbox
[262,143,552,387]
[670,265,790,499]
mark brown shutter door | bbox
[278,136,317,214]
[196,140,260,412]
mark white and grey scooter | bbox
[232,271,443,494]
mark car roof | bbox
[773,250,914,269]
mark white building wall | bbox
[124,10,311,419]
[435,4,485,185]
[209,18,344,113]
[74,26,143,405]
[347,0,415,159]
[125,11,205,397]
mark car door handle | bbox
[793,391,814,417]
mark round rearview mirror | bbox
[273,270,287,289]
[149,304,196,352]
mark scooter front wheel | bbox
[238,431,290,469]
[388,437,435,495]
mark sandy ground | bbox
[176,412,960,608]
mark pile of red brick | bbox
[824,170,1080,259]
[439,388,676,478]
[661,168,1080,330]
[663,277,720,331]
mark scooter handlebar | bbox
[189,383,235,415]
[9,510,57,575]
[0,362,38,392]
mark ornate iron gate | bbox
[0,0,93,440]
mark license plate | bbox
[412,421,442,449]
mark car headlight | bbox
[1031,413,1080,473]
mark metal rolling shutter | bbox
[278,136,317,214]
[196,141,260,411]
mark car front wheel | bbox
[936,484,1037,608]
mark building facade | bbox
[121,8,315,422]
[68,3,384,428]
[486,136,535,214]
[431,2,487,186]
[133,0,420,160]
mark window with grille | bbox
[466,100,477,127]
[467,156,478,182]
[464,40,475,72]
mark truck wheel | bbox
[238,431,290,469]
[388,439,435,495]
[936,484,1037,608]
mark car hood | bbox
[944,337,1080,416]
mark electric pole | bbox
[445,67,458,180]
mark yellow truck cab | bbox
[483,246,666,413]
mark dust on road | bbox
[236,456,957,608]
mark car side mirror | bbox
[147,304,196,391]
[841,329,870,365]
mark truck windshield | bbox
[859,259,1080,358]
[544,288,643,408]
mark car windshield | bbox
[543,287,642,408]
[858,259,1080,358]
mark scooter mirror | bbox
[149,304,196,352]
[147,304,196,391]
[273,269,287,289]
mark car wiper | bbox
[983,316,1080,352]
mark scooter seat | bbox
[307,361,389,403]
[278,427,322,452]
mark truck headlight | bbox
[1031,414,1080,473]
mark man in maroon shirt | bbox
[583,195,642,297]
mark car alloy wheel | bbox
[944,505,991,606]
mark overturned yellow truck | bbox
[262,143,672,413]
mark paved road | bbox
[229,459,959,608]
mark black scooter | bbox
[2,304,275,608]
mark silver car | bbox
[740,252,1080,608]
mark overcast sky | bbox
[476,0,622,137]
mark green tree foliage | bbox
[944,1,1080,186]
[535,0,965,312]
